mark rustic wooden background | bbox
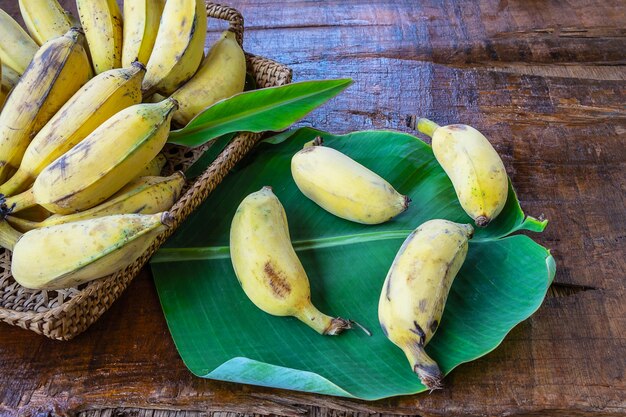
[1,0,625,416]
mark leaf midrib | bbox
[152,229,507,263]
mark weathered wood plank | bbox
[0,0,624,416]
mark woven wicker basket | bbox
[0,2,292,341]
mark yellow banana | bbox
[417,119,508,227]
[0,212,172,290]
[0,28,90,183]
[2,98,178,215]
[0,8,39,74]
[7,172,185,231]
[122,0,165,67]
[134,153,168,179]
[0,61,6,110]
[171,30,246,126]
[291,140,410,224]
[18,0,73,46]
[143,0,207,95]
[0,62,146,197]
[76,0,123,74]
[378,219,473,390]
[230,186,355,335]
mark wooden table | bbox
[1,1,625,416]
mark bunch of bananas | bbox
[231,127,508,389]
[0,0,247,290]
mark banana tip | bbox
[261,185,273,192]
[403,195,411,211]
[475,215,490,228]
[414,364,444,391]
[161,212,174,228]
[131,60,147,72]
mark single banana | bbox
[7,172,185,231]
[143,0,207,95]
[122,0,165,67]
[2,98,178,215]
[417,119,508,227]
[0,28,90,184]
[378,219,473,390]
[230,186,354,335]
[171,30,246,126]
[76,0,123,74]
[0,62,146,197]
[0,8,39,74]
[291,140,410,224]
[0,212,172,290]
[0,61,6,110]
[134,153,168,179]
[18,0,73,46]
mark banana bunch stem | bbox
[416,118,440,138]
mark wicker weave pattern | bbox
[0,2,292,340]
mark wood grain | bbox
[0,0,624,416]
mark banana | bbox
[0,28,90,184]
[0,8,39,74]
[230,186,355,335]
[1,98,178,215]
[417,119,508,227]
[7,172,185,231]
[171,30,246,126]
[122,0,165,67]
[143,0,207,95]
[291,140,410,224]
[18,0,73,46]
[0,61,6,110]
[378,219,473,389]
[134,153,168,179]
[0,212,172,290]
[0,62,146,197]
[1,62,20,91]
[76,0,123,74]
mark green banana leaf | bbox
[151,127,555,400]
[167,79,352,147]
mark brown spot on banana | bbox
[263,261,291,299]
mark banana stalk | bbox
[417,118,508,227]
[291,140,410,224]
[18,0,73,46]
[230,186,358,335]
[171,30,246,126]
[76,0,123,74]
[0,9,39,74]
[0,212,172,290]
[0,62,146,197]
[0,28,91,184]
[2,98,178,215]
[143,0,207,95]
[378,219,473,389]
[8,172,185,231]
[122,0,165,67]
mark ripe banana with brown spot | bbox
[0,8,39,74]
[230,186,355,335]
[378,219,473,390]
[7,172,185,231]
[143,0,207,95]
[0,212,172,290]
[291,140,410,224]
[171,30,246,126]
[2,98,178,215]
[0,62,146,197]
[18,0,73,46]
[122,0,165,67]
[417,118,508,227]
[0,28,90,183]
[76,0,123,74]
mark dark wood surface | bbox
[1,0,625,416]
